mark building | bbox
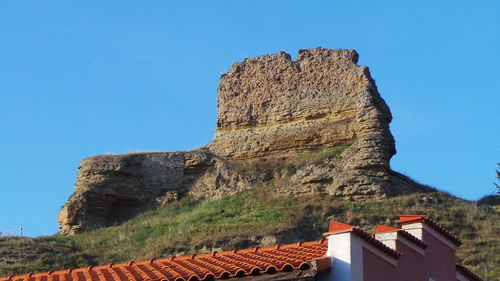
[0,215,482,281]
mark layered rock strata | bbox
[57,152,257,234]
[58,48,425,235]
[209,48,394,166]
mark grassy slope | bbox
[0,190,498,280]
[0,236,94,275]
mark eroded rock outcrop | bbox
[57,151,257,234]
[58,48,426,235]
[209,49,394,164]
[58,152,185,234]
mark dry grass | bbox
[227,140,354,176]
[0,236,94,276]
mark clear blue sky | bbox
[1,1,499,237]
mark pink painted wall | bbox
[362,229,457,280]
[362,248,398,281]
[420,228,456,281]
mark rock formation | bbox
[209,49,393,163]
[57,152,215,234]
[58,48,426,235]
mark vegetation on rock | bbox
[58,49,420,234]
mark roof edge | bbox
[456,265,483,281]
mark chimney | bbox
[375,224,428,256]
[374,225,400,249]
[323,221,400,281]
[323,221,362,281]
[397,215,426,240]
[398,215,461,250]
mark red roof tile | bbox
[0,241,328,281]
[326,221,354,234]
[398,215,462,246]
[375,225,399,233]
[375,225,429,249]
[324,221,402,260]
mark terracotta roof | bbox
[397,215,462,246]
[324,221,402,260]
[375,225,400,234]
[325,221,354,234]
[0,241,328,281]
[456,265,483,281]
[375,225,429,249]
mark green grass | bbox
[1,190,498,280]
[227,140,354,176]
[0,236,94,276]
[278,141,353,175]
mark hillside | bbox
[1,187,498,280]
[2,48,497,280]
[57,49,424,235]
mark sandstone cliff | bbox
[209,48,394,165]
[58,152,201,234]
[58,48,427,235]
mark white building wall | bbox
[323,232,364,281]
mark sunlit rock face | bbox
[209,48,395,167]
[58,49,426,235]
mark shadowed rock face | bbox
[58,48,424,235]
[57,152,217,235]
[57,153,184,234]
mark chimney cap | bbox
[376,225,400,234]
[323,220,354,236]
[397,215,426,225]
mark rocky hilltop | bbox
[58,48,427,235]
[209,48,393,163]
